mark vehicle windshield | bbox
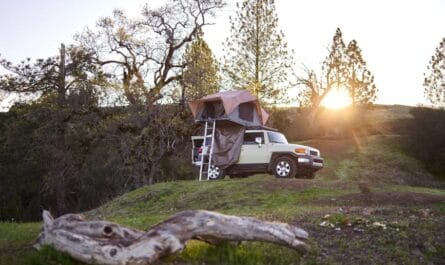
[267,132,288,144]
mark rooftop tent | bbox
[189,90,269,169]
[188,90,269,126]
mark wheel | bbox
[273,157,297,178]
[208,165,225,180]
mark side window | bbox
[267,132,288,144]
[243,132,264,145]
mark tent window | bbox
[202,101,225,119]
[239,102,254,122]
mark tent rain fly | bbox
[189,90,269,169]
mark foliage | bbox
[2,171,445,264]
[297,28,347,108]
[323,28,348,93]
[0,99,115,218]
[0,101,196,221]
[266,107,291,134]
[2,124,445,264]
[0,107,47,221]
[0,0,226,221]
[273,105,414,141]
[222,0,294,104]
[406,107,445,179]
[180,32,220,101]
[0,44,106,105]
[297,28,377,108]
[346,40,377,105]
[117,104,194,186]
[295,70,318,108]
[76,0,225,105]
[424,37,445,107]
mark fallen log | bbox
[35,210,309,265]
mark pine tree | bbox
[222,0,294,104]
[297,28,377,108]
[322,28,348,91]
[346,40,377,105]
[181,32,220,101]
[297,28,348,108]
[424,37,445,107]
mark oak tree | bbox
[76,0,224,106]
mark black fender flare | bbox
[268,152,299,172]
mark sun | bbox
[321,88,351,109]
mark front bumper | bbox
[296,155,324,171]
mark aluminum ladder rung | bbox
[198,120,216,181]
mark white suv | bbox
[192,129,323,180]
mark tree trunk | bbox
[58,43,66,105]
[254,1,260,97]
[148,162,157,185]
[36,210,309,265]
[351,68,356,106]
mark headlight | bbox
[295,148,308,155]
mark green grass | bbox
[1,135,445,264]
[0,222,39,250]
[176,241,303,265]
[0,176,348,265]
[0,223,76,265]
[88,175,354,227]
[304,135,442,188]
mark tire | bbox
[273,156,297,178]
[208,165,225,180]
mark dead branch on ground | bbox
[35,209,309,264]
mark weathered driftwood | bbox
[35,210,308,265]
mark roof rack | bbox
[245,125,278,131]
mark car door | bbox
[238,132,269,164]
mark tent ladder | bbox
[198,120,216,181]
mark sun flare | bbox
[321,89,351,109]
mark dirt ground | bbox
[315,191,445,206]
[295,191,445,265]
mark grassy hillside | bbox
[1,106,445,264]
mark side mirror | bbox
[255,137,262,147]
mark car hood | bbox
[270,143,320,155]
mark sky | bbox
[1,0,445,110]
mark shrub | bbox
[406,107,445,179]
